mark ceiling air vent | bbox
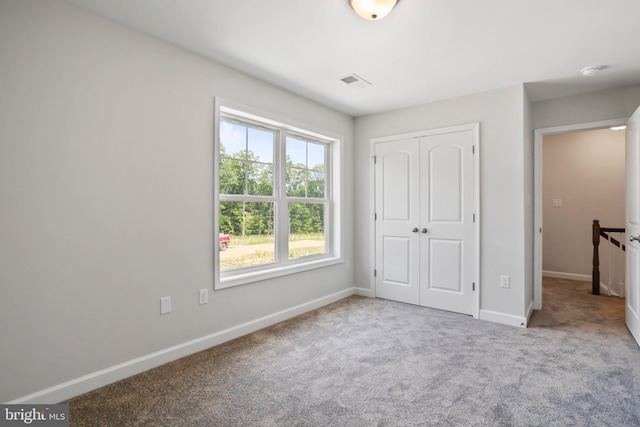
[339,73,372,89]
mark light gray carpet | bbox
[66,278,640,426]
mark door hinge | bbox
[375,213,377,221]
[472,282,476,291]
[472,145,475,154]
[374,269,377,277]
[473,213,476,223]
[372,156,377,164]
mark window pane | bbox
[219,158,245,195]
[219,201,275,270]
[307,170,325,198]
[286,137,306,167]
[248,128,274,164]
[220,121,246,159]
[247,162,273,196]
[286,167,307,197]
[288,203,326,259]
[308,142,325,171]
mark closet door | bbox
[374,138,420,305]
[419,129,475,315]
[373,124,478,315]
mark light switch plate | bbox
[199,289,208,305]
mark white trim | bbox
[542,270,591,282]
[533,118,628,311]
[369,123,480,318]
[472,123,481,318]
[9,288,357,404]
[479,309,527,328]
[525,300,535,326]
[353,287,375,297]
[219,257,343,289]
[369,142,376,299]
[600,281,623,297]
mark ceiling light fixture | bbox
[580,66,602,77]
[349,0,399,20]
[610,126,626,131]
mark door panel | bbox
[375,138,420,305]
[429,145,463,223]
[626,106,640,345]
[382,153,412,221]
[419,130,474,314]
[382,236,411,285]
[429,239,462,292]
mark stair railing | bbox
[592,219,625,295]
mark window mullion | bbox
[277,129,289,263]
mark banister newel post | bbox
[592,219,600,295]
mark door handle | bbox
[412,227,419,233]
[421,228,428,233]
[631,235,640,242]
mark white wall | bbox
[532,85,640,129]
[0,0,354,403]
[542,129,625,282]
[354,85,528,325]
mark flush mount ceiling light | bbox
[349,0,399,20]
[580,66,602,77]
[610,126,627,131]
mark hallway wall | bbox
[542,128,625,294]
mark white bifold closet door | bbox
[374,124,476,316]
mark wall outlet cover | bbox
[500,275,510,289]
[160,296,171,314]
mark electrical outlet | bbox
[160,296,172,314]
[500,275,510,289]
[199,289,208,305]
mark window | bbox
[215,102,341,288]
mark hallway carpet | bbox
[66,278,640,426]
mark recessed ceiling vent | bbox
[339,73,372,88]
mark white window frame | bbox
[214,98,343,289]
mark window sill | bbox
[216,256,343,290]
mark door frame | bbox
[369,123,481,318]
[533,118,628,310]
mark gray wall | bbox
[532,85,640,129]
[354,85,528,322]
[0,0,354,403]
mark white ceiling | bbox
[63,0,640,117]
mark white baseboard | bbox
[9,287,358,404]
[599,281,624,298]
[525,300,535,326]
[353,287,374,297]
[542,270,591,282]
[479,309,527,328]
